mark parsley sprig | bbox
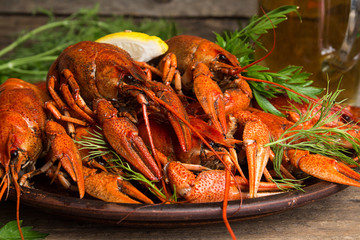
[0,220,47,240]
[215,5,323,116]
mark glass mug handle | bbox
[322,0,360,73]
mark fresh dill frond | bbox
[75,127,166,200]
[74,126,112,160]
[0,4,179,83]
[107,153,166,200]
[266,88,360,179]
[271,177,307,192]
[170,184,178,202]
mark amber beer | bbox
[257,0,360,105]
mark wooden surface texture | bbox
[1,186,360,239]
[0,0,257,48]
[1,1,360,239]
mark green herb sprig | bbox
[75,128,166,200]
[107,154,167,200]
[270,177,305,192]
[0,4,178,83]
[0,220,48,240]
[266,87,360,180]
[215,5,298,62]
[215,5,323,116]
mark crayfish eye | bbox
[123,74,134,82]
[342,114,351,123]
[217,54,233,66]
[10,150,19,160]
[218,54,227,62]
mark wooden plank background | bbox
[0,0,257,17]
[0,0,258,48]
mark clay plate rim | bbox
[8,180,347,227]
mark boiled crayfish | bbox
[0,78,155,239]
[1,33,360,240]
[46,41,192,182]
[157,35,360,197]
[0,78,84,239]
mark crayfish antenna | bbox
[0,161,8,198]
[10,167,25,240]
[223,170,237,240]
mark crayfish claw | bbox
[234,111,270,198]
[144,81,192,152]
[287,149,360,187]
[95,99,162,181]
[193,63,227,134]
[45,120,85,198]
[83,166,153,204]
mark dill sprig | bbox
[107,155,166,200]
[75,128,166,200]
[266,88,360,179]
[215,5,323,116]
[0,4,178,83]
[271,177,306,192]
[75,127,112,159]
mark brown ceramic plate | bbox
[8,178,347,227]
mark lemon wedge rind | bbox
[95,31,168,62]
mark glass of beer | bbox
[257,0,360,105]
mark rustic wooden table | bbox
[1,186,359,240]
[1,1,360,239]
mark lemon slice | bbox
[95,31,168,62]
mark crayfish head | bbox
[0,121,29,240]
[165,35,242,92]
[0,112,42,196]
[0,128,20,201]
